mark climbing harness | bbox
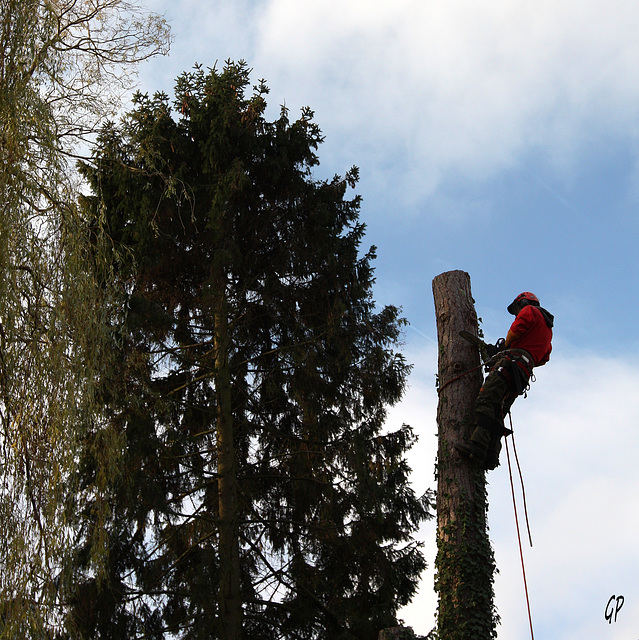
[505,413,535,640]
[437,347,533,397]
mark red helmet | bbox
[507,291,539,315]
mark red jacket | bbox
[506,305,553,366]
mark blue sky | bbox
[136,1,639,637]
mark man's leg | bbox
[457,366,510,467]
[458,413,503,466]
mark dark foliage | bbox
[68,61,432,640]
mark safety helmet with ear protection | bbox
[507,292,540,315]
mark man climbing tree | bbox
[457,292,554,470]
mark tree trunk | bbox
[214,274,242,640]
[432,270,497,640]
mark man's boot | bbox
[455,418,492,466]
[456,414,504,468]
[455,439,487,464]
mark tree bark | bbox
[432,270,497,640]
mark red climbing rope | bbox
[505,415,535,640]
[509,420,533,548]
[437,363,484,394]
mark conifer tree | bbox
[72,61,432,640]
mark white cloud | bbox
[253,0,639,201]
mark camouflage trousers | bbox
[470,351,533,469]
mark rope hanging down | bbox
[505,414,535,640]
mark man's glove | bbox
[485,338,506,358]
